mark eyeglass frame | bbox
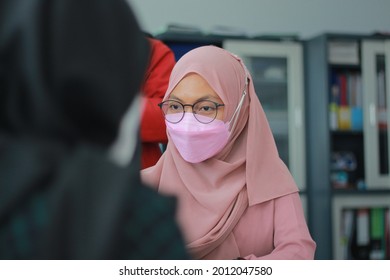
[158,99,225,124]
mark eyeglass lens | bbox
[160,100,220,124]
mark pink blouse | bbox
[203,192,316,260]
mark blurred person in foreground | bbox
[0,0,188,259]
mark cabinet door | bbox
[362,40,390,189]
[223,40,305,190]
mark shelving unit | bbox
[362,39,390,188]
[332,193,390,260]
[305,33,390,259]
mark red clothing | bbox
[140,38,175,169]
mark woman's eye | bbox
[199,106,215,112]
[170,104,180,110]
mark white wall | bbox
[128,0,390,39]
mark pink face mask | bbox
[166,113,230,163]
[166,91,246,163]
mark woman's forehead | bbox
[170,73,222,101]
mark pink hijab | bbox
[141,45,298,259]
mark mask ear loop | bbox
[228,74,249,132]
[225,50,251,133]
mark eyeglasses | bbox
[158,99,224,124]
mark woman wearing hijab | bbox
[0,0,188,259]
[141,45,316,260]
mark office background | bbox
[129,0,390,39]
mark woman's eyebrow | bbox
[168,95,182,102]
[169,94,222,103]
